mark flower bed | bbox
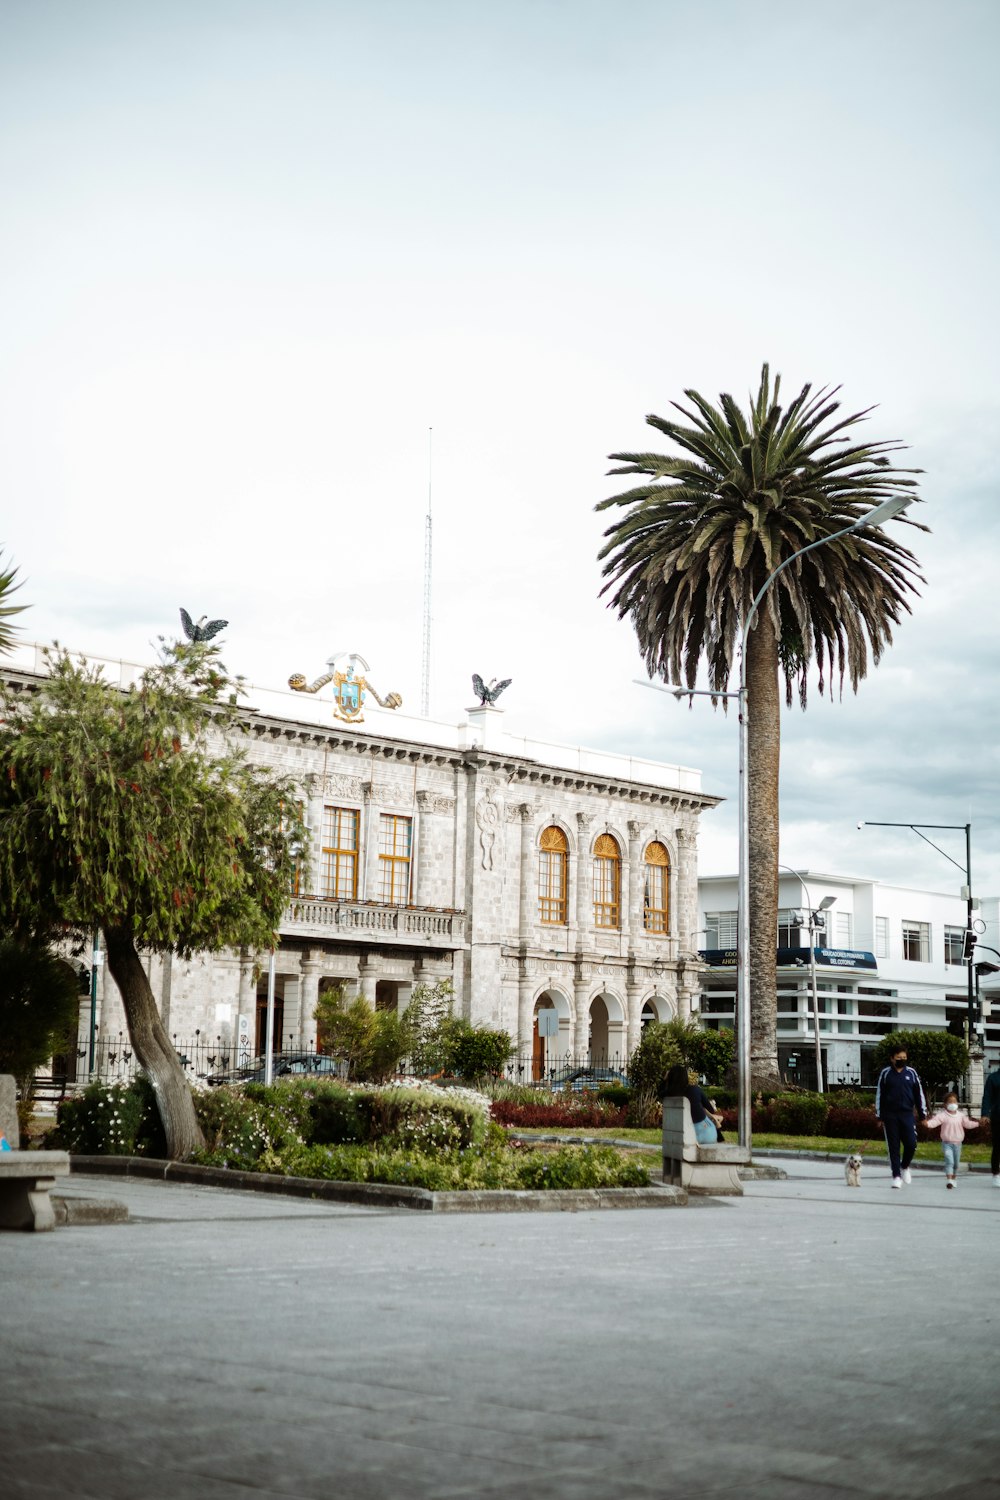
[51,1076,649,1192]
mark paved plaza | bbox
[3,1158,999,1499]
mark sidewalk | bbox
[4,1160,999,1499]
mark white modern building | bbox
[3,641,720,1081]
[697,871,1000,1085]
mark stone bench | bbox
[662,1096,750,1196]
[0,1072,70,1230]
[0,1151,71,1231]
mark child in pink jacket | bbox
[924,1092,979,1188]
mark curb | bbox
[69,1156,688,1213]
[52,1194,129,1226]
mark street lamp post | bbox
[779,865,835,1093]
[860,821,976,1043]
[639,491,916,1151]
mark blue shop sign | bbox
[699,946,877,971]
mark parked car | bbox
[540,1067,629,1092]
[205,1053,343,1086]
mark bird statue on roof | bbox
[180,608,229,643]
[472,674,512,705]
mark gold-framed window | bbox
[322,806,358,901]
[538,825,568,924]
[593,833,621,929]
[643,841,670,933]
[379,813,412,904]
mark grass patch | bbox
[510,1125,995,1166]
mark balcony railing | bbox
[283,897,467,947]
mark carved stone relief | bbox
[324,773,365,801]
[417,789,455,814]
[475,791,503,870]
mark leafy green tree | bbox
[404,979,458,1076]
[313,986,412,1082]
[0,935,81,1136]
[681,1022,735,1086]
[597,366,925,1083]
[449,1024,513,1083]
[0,639,308,1158]
[874,1029,970,1101]
[626,1021,682,1101]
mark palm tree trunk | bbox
[746,611,781,1088]
[102,925,205,1159]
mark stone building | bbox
[4,643,720,1078]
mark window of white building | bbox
[593,833,622,929]
[777,909,802,947]
[322,806,359,901]
[902,920,931,963]
[378,814,412,904]
[875,916,889,959]
[643,841,670,934]
[835,911,853,948]
[705,911,738,948]
[944,926,966,966]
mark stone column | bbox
[358,957,378,1005]
[282,976,301,1052]
[627,819,643,945]
[573,976,591,1059]
[361,785,377,902]
[237,951,254,1029]
[575,813,593,943]
[518,973,535,1070]
[299,949,320,1048]
[676,823,698,950]
[626,976,644,1057]
[518,803,534,943]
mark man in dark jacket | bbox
[875,1045,928,1188]
[981,1063,1000,1186]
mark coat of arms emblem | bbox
[288,652,402,724]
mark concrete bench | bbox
[0,1151,71,1231]
[662,1096,750,1196]
[0,1073,71,1230]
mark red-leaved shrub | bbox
[490,1099,628,1130]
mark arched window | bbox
[643,841,670,933]
[538,825,568,924]
[593,833,621,929]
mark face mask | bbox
[893,1059,907,1070]
[946,1103,958,1113]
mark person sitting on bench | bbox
[659,1064,724,1144]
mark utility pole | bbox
[421,427,433,718]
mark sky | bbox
[0,0,998,904]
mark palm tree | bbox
[0,550,25,654]
[597,365,925,1084]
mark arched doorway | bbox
[532,989,571,1081]
[589,990,627,1068]
[589,995,609,1064]
[641,992,673,1028]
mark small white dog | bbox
[844,1153,864,1188]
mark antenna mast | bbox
[420,427,433,717]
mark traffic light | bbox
[962,929,977,961]
[77,965,91,995]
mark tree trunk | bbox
[746,611,782,1089]
[102,925,205,1159]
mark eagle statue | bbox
[180,608,229,643]
[472,674,512,706]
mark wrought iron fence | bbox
[501,1053,632,1087]
[48,1039,635,1093]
